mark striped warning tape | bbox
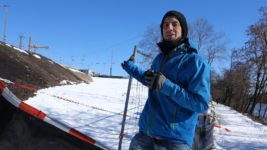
[0,77,139,120]
[0,77,38,92]
[119,130,139,140]
[214,124,231,132]
[40,92,139,120]
[0,80,109,150]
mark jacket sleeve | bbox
[122,61,146,85]
[159,58,211,113]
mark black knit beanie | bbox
[160,10,188,40]
[158,10,189,54]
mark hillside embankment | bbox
[0,42,103,150]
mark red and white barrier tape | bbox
[41,92,139,120]
[119,131,139,140]
[0,77,139,120]
[214,124,231,132]
[0,77,37,92]
[0,80,109,150]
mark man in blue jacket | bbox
[122,10,211,150]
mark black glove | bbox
[121,55,135,68]
[144,70,166,90]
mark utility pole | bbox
[0,5,9,42]
[29,36,32,52]
[34,42,38,52]
[110,49,115,76]
[28,36,49,53]
[19,35,24,49]
[33,43,49,53]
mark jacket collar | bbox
[158,38,198,56]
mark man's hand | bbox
[144,70,166,90]
[121,55,135,68]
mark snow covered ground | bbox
[213,103,267,150]
[26,77,267,150]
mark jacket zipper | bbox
[171,53,187,131]
[172,105,178,130]
[146,54,168,135]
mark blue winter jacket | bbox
[122,40,211,147]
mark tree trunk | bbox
[258,102,262,118]
[249,97,257,115]
[263,106,267,121]
[244,100,251,113]
[239,92,245,112]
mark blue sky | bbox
[0,0,266,76]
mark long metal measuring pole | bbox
[118,45,138,150]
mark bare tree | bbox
[236,7,267,116]
[232,62,251,111]
[188,18,213,51]
[138,23,161,69]
[188,18,227,66]
[208,7,266,123]
[228,49,252,112]
[211,48,252,112]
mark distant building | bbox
[79,69,89,74]
[79,69,97,76]
[79,69,126,78]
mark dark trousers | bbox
[129,132,191,150]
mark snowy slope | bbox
[26,77,147,150]
[214,103,267,150]
[26,77,267,150]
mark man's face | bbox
[162,16,182,41]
